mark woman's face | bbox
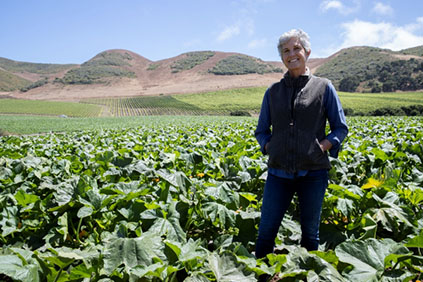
[281,37,310,77]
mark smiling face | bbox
[281,37,311,78]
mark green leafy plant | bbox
[1,116,422,281]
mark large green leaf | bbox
[103,233,166,275]
[204,182,240,207]
[164,238,208,264]
[207,252,256,281]
[202,201,236,229]
[0,254,40,282]
[275,246,345,281]
[155,169,191,196]
[142,201,186,242]
[335,238,411,281]
[0,206,19,237]
[405,232,423,248]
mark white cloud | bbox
[320,0,343,11]
[405,17,423,32]
[216,17,256,42]
[320,0,360,15]
[248,38,268,49]
[217,24,241,42]
[372,2,393,16]
[338,18,423,51]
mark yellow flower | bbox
[362,178,384,190]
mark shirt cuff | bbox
[260,136,271,154]
[326,134,340,158]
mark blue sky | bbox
[1,0,423,64]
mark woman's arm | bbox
[255,89,272,154]
[323,82,349,157]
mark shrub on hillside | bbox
[315,47,423,92]
[339,76,360,92]
[170,51,215,73]
[209,55,283,75]
[371,85,382,93]
[20,78,48,92]
[147,63,160,71]
[0,69,32,91]
[82,52,133,67]
[55,66,136,84]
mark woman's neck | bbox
[288,68,307,78]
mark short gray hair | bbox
[277,29,311,58]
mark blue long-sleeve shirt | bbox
[255,81,348,178]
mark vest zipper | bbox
[290,89,303,172]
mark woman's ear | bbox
[306,49,311,60]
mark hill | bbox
[1,45,423,100]
[0,57,76,91]
[3,49,287,101]
[0,69,32,92]
[314,46,423,92]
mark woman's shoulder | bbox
[268,79,284,92]
[309,75,333,91]
[311,74,331,84]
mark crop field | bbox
[83,88,423,117]
[81,96,220,117]
[0,115,247,135]
[1,116,422,281]
[0,99,102,117]
[1,88,423,118]
[338,91,423,114]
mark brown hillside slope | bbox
[4,45,423,101]
[10,50,290,101]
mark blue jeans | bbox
[255,170,328,258]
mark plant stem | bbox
[53,268,63,282]
[76,217,83,243]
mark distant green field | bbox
[0,99,102,117]
[1,88,423,119]
[81,87,268,116]
[0,115,253,135]
[82,96,212,116]
[337,91,423,113]
[173,86,267,112]
[172,88,423,115]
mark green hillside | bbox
[399,45,423,56]
[82,51,134,67]
[209,54,283,75]
[0,57,76,74]
[314,46,423,92]
[0,69,31,91]
[56,51,136,84]
[0,57,76,91]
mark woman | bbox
[255,29,348,259]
